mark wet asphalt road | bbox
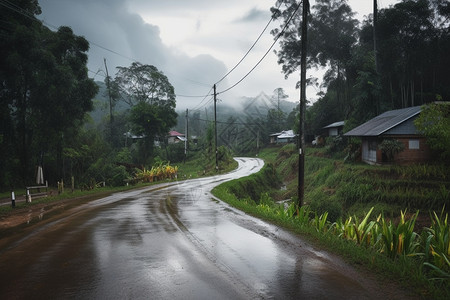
[0,157,413,299]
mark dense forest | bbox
[1,0,449,190]
[272,0,450,134]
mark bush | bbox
[344,137,361,163]
[308,190,342,222]
[109,165,130,186]
[378,139,405,161]
[325,135,346,156]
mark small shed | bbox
[168,130,186,144]
[269,130,296,144]
[323,121,345,137]
[269,132,281,144]
[344,106,431,165]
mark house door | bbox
[362,140,377,163]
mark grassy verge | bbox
[212,145,450,299]
[259,144,449,221]
[212,177,449,300]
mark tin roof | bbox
[278,130,296,139]
[344,106,421,137]
[168,130,185,137]
[323,121,345,129]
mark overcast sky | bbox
[38,0,399,110]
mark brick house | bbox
[344,106,431,165]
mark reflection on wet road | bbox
[0,158,412,299]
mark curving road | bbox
[0,157,414,299]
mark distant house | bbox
[167,130,186,144]
[344,106,431,165]
[323,121,345,137]
[269,130,296,144]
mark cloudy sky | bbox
[38,0,399,110]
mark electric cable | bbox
[0,0,213,95]
[214,0,283,85]
[217,1,301,95]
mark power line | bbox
[217,1,302,95]
[190,86,215,111]
[191,117,262,127]
[191,95,214,112]
[1,0,214,96]
[214,1,283,86]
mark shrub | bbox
[308,190,342,222]
[378,139,405,161]
[110,165,130,186]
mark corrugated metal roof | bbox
[323,121,345,129]
[278,130,296,139]
[344,106,421,137]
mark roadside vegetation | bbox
[0,146,236,216]
[212,144,450,299]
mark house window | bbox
[409,139,420,150]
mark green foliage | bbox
[219,163,280,203]
[379,210,420,259]
[415,103,450,161]
[343,137,361,163]
[378,139,405,161]
[273,0,450,140]
[129,101,177,165]
[112,62,177,166]
[113,62,175,107]
[0,13,98,187]
[213,156,449,297]
[420,209,450,281]
[115,147,133,164]
[325,135,346,157]
[307,189,342,222]
[134,162,178,183]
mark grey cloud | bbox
[235,7,270,23]
[38,0,228,109]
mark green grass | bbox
[211,162,450,299]
[264,145,450,219]
[177,147,238,180]
[212,144,450,298]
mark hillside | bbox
[261,144,450,222]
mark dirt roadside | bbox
[0,191,111,236]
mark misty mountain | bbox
[89,82,296,139]
[174,91,297,137]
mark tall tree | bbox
[114,63,177,165]
[0,1,97,186]
[271,0,359,117]
[414,102,450,162]
[114,62,175,108]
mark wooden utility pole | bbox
[298,0,309,209]
[104,58,114,143]
[185,108,188,163]
[104,58,114,124]
[214,84,218,171]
